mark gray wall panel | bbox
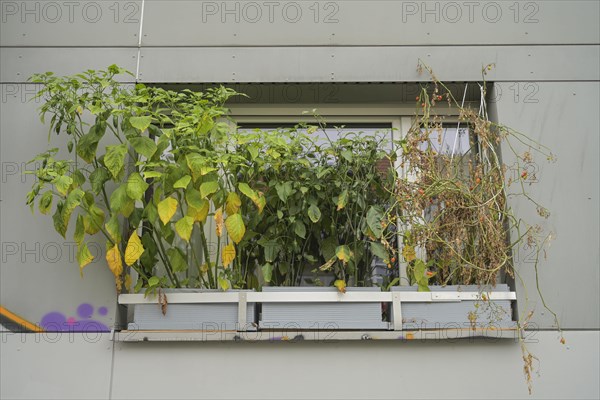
[0,334,113,400]
[0,0,141,47]
[0,87,118,330]
[110,331,599,399]
[137,45,600,83]
[0,48,139,83]
[495,82,600,330]
[1,332,598,399]
[141,0,600,46]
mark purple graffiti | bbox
[40,303,109,332]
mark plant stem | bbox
[214,235,221,288]
[198,224,215,289]
[152,229,180,287]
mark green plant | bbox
[229,123,399,289]
[26,66,263,294]
[25,66,400,293]
[25,64,555,303]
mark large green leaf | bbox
[167,248,187,273]
[185,153,216,181]
[321,237,338,261]
[104,144,128,179]
[369,242,389,262]
[71,170,86,188]
[83,203,105,235]
[414,259,430,292]
[105,214,122,243]
[225,213,245,244]
[307,204,321,223]
[129,116,152,132]
[275,182,293,202]
[238,182,265,213]
[143,202,159,225]
[61,188,85,232]
[52,201,67,238]
[336,189,348,211]
[76,242,94,273]
[53,175,73,196]
[77,123,106,163]
[200,180,219,199]
[366,206,384,239]
[341,149,353,162]
[173,175,192,189]
[74,214,85,244]
[129,136,157,159]
[262,263,274,283]
[185,188,203,208]
[259,239,280,263]
[89,167,110,195]
[294,220,306,239]
[126,172,149,201]
[139,232,158,271]
[110,184,134,217]
[238,182,258,201]
[38,191,53,215]
[187,199,209,223]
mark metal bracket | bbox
[237,291,247,331]
[392,293,403,331]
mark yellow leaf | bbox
[334,279,347,294]
[175,216,194,242]
[157,197,178,225]
[402,245,416,262]
[225,213,246,244]
[187,199,209,223]
[77,242,94,276]
[222,243,236,268]
[254,193,266,214]
[215,207,224,237]
[218,276,231,291]
[199,263,208,274]
[124,231,145,266]
[319,256,336,271]
[106,243,123,278]
[225,192,241,216]
[335,245,353,264]
[124,274,132,292]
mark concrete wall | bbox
[1,331,598,400]
[1,1,598,398]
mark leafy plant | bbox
[25,63,555,307]
[25,66,400,293]
[229,123,399,288]
[26,66,261,294]
[392,61,556,296]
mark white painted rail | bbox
[118,291,516,305]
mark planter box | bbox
[260,287,389,330]
[391,284,515,330]
[123,289,256,331]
